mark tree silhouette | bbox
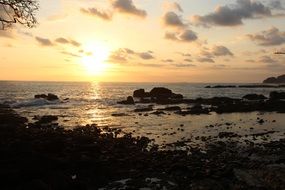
[0,0,38,29]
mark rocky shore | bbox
[1,99,285,189]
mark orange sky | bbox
[1,0,285,82]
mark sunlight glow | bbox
[81,43,110,76]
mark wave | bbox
[11,99,61,108]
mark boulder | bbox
[263,74,285,84]
[171,93,183,99]
[34,93,59,101]
[270,91,285,100]
[117,96,135,105]
[47,93,59,101]
[133,89,146,98]
[150,87,172,98]
[242,94,267,100]
[35,94,48,99]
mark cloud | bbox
[184,58,192,62]
[162,59,174,63]
[247,27,285,46]
[112,0,147,17]
[212,45,234,56]
[258,55,277,64]
[35,37,54,46]
[191,0,273,27]
[164,2,183,12]
[173,63,196,67]
[197,57,215,63]
[139,52,154,60]
[108,48,155,63]
[80,8,112,20]
[55,37,81,47]
[165,29,198,42]
[61,51,81,58]
[163,12,187,28]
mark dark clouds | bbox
[81,0,146,20]
[80,8,112,20]
[55,38,81,47]
[163,12,187,28]
[191,0,274,27]
[139,52,154,60]
[196,45,234,63]
[165,30,198,42]
[108,48,155,63]
[259,55,277,64]
[247,27,285,46]
[35,37,54,46]
[212,45,234,56]
[112,0,147,17]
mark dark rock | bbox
[150,87,172,98]
[47,93,59,101]
[117,96,135,105]
[34,115,58,123]
[263,74,285,84]
[134,107,153,112]
[171,93,183,99]
[133,89,147,98]
[218,132,240,138]
[35,93,59,101]
[270,91,285,100]
[242,94,267,100]
[34,94,48,99]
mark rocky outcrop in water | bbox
[263,74,285,84]
[34,93,59,101]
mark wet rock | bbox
[151,111,166,115]
[118,96,135,105]
[33,115,58,124]
[270,91,285,100]
[111,113,130,117]
[34,93,59,101]
[218,132,240,138]
[263,74,285,84]
[133,89,147,98]
[243,94,267,100]
[150,87,172,98]
[134,107,153,112]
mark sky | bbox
[1,0,285,82]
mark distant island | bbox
[263,74,285,84]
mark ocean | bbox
[1,81,285,145]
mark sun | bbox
[81,43,110,76]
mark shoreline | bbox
[1,103,285,189]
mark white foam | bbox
[11,99,60,108]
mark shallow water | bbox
[1,81,285,144]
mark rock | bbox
[133,89,147,98]
[35,93,59,101]
[47,93,59,101]
[270,91,285,100]
[150,87,172,98]
[263,74,285,84]
[111,113,130,117]
[171,93,183,99]
[134,107,153,112]
[242,94,267,100]
[218,132,240,138]
[34,115,58,123]
[117,96,135,105]
[34,94,48,99]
